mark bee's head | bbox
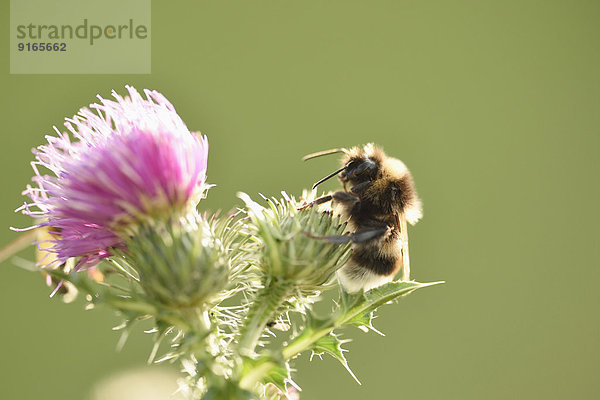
[306,143,384,190]
[338,143,384,187]
[338,156,379,186]
[304,143,423,224]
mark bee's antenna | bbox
[302,148,347,162]
[312,166,346,189]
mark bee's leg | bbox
[307,227,389,245]
[300,191,361,210]
[349,181,371,195]
[303,232,351,244]
[350,227,389,243]
[331,191,359,203]
[298,194,333,210]
[331,192,371,224]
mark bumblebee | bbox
[302,143,422,292]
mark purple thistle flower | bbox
[17,86,210,269]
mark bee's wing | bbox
[398,212,410,281]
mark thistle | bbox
[17,85,209,269]
[235,193,352,356]
[7,86,442,400]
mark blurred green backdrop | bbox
[1,1,599,399]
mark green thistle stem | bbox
[239,359,279,390]
[282,320,333,360]
[237,279,293,356]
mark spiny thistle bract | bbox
[238,192,351,291]
[7,86,442,400]
[115,214,229,309]
[234,192,353,359]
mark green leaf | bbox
[282,280,443,360]
[312,333,360,384]
[339,280,444,328]
[240,354,290,392]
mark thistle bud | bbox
[116,214,228,309]
[238,192,350,291]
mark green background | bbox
[1,1,599,399]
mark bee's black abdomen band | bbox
[351,247,396,276]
